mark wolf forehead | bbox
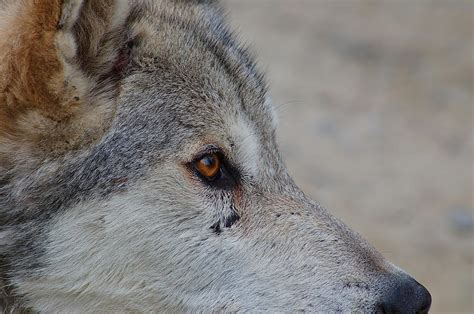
[123,1,276,135]
[106,1,280,178]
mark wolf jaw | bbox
[0,0,431,312]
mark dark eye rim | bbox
[188,147,239,189]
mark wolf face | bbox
[0,0,431,312]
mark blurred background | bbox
[226,1,473,312]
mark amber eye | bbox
[195,153,222,180]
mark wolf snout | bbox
[376,275,431,313]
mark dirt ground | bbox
[226,1,473,312]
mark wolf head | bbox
[0,0,431,312]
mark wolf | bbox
[0,0,432,312]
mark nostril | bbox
[375,302,387,314]
[379,275,432,313]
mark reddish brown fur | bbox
[0,0,128,169]
[0,0,85,170]
[0,0,74,129]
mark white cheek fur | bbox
[229,115,260,179]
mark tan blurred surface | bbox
[226,0,473,312]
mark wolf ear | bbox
[0,0,130,166]
[0,0,88,123]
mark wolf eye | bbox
[191,150,238,189]
[195,153,222,181]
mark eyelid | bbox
[193,145,222,161]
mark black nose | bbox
[378,275,432,313]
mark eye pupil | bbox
[202,156,214,167]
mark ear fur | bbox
[0,0,86,123]
[0,0,130,168]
